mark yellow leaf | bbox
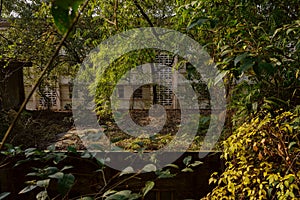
[253,143,258,152]
[258,152,263,160]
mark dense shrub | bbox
[204,108,300,199]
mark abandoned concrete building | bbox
[114,53,210,110]
[24,76,73,111]
[23,53,210,111]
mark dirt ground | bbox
[1,109,210,151]
[3,110,77,149]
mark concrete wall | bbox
[0,61,30,110]
[25,76,72,111]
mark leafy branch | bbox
[0,0,90,150]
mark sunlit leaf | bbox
[0,192,10,200]
[181,167,193,172]
[36,191,49,200]
[187,18,209,30]
[189,161,203,167]
[19,185,37,194]
[183,156,192,166]
[165,163,179,169]
[234,53,249,66]
[120,166,134,176]
[49,172,64,179]
[142,181,155,197]
[142,164,157,172]
[214,71,227,85]
[36,179,50,188]
[61,165,74,171]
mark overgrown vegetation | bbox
[205,108,300,199]
[181,1,300,199]
[0,144,202,199]
[0,0,299,199]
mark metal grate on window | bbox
[155,54,173,66]
[39,90,57,107]
[156,67,173,106]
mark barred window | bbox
[39,90,57,107]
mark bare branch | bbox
[133,0,154,27]
[114,0,119,30]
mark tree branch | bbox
[114,0,119,30]
[133,0,154,27]
[103,16,116,26]
[0,0,90,150]
[133,0,167,45]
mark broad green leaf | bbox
[53,153,67,164]
[47,144,56,152]
[214,71,227,85]
[36,191,49,200]
[58,174,75,195]
[128,193,141,200]
[120,166,134,176]
[252,102,258,112]
[49,172,64,179]
[76,197,94,200]
[181,167,193,172]
[105,190,132,200]
[24,148,41,157]
[288,142,297,150]
[267,188,273,198]
[61,165,74,171]
[208,177,215,185]
[165,163,179,169]
[102,190,117,197]
[221,49,233,57]
[0,192,10,200]
[81,151,92,158]
[255,62,274,76]
[189,161,203,167]
[187,18,209,30]
[142,164,157,172]
[239,58,255,73]
[37,179,50,188]
[288,175,295,183]
[156,169,176,179]
[183,156,192,166]
[272,27,282,38]
[26,172,39,176]
[44,167,59,175]
[286,28,294,35]
[19,185,37,194]
[142,181,155,197]
[51,0,84,34]
[234,53,249,66]
[67,146,77,153]
[51,5,72,34]
[284,180,289,188]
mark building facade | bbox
[114,53,210,110]
[25,76,72,111]
[24,53,210,111]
